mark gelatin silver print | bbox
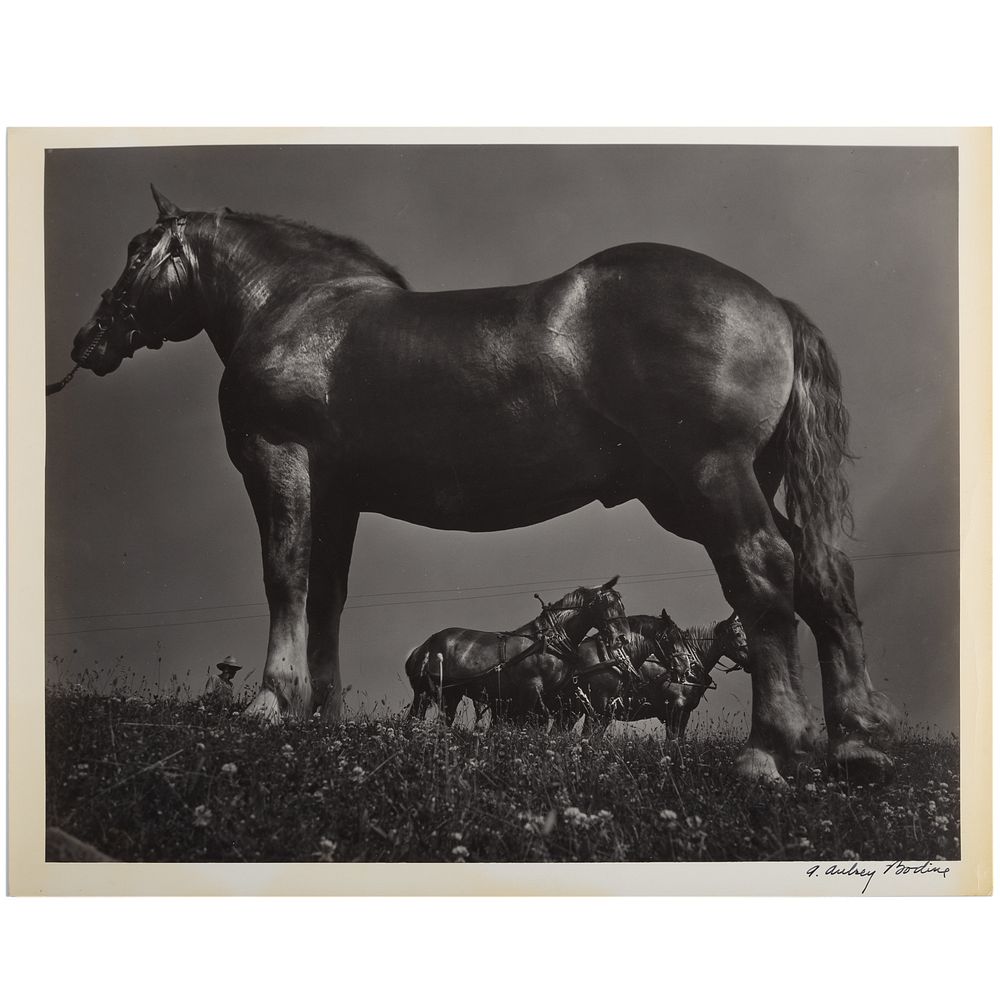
[11,131,988,894]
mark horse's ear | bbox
[150,184,182,220]
[602,575,619,589]
[660,609,678,627]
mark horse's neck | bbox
[558,607,595,644]
[623,631,656,667]
[686,625,722,671]
[515,606,587,642]
[185,213,398,363]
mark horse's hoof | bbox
[318,696,342,726]
[244,690,282,725]
[830,739,895,785]
[733,746,788,788]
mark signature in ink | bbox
[806,860,951,894]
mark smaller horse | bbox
[656,613,749,740]
[405,578,628,725]
[564,612,747,741]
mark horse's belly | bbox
[359,450,631,529]
[352,413,638,530]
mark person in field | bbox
[204,655,242,705]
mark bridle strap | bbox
[112,217,196,355]
[47,310,106,395]
[48,218,196,398]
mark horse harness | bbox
[423,602,627,696]
[580,626,715,721]
[47,216,198,395]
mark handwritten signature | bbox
[805,860,951,895]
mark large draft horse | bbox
[63,187,898,783]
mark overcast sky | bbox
[44,142,959,732]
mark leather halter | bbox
[47,216,199,396]
[96,216,198,357]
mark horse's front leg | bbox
[233,435,313,722]
[307,495,359,723]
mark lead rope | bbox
[46,366,79,396]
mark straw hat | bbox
[215,655,242,673]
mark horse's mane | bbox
[685,623,718,643]
[625,615,668,645]
[223,210,410,290]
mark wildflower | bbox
[927,800,937,812]
[221,762,237,775]
[351,766,366,781]
[452,845,469,861]
[658,756,672,767]
[281,743,294,754]
[192,805,212,827]
[659,809,678,822]
[544,749,556,760]
[451,832,463,841]
[195,742,206,752]
[842,849,859,861]
[803,783,817,793]
[316,838,337,862]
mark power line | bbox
[44,572,717,637]
[44,546,957,639]
[43,546,958,625]
[44,567,718,624]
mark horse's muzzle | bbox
[72,321,120,375]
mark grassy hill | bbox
[45,684,959,863]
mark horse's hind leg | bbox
[232,436,313,722]
[306,497,360,723]
[472,699,491,731]
[443,689,464,726]
[408,680,432,720]
[771,511,897,782]
[645,459,815,783]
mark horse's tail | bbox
[404,646,429,694]
[775,299,855,588]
